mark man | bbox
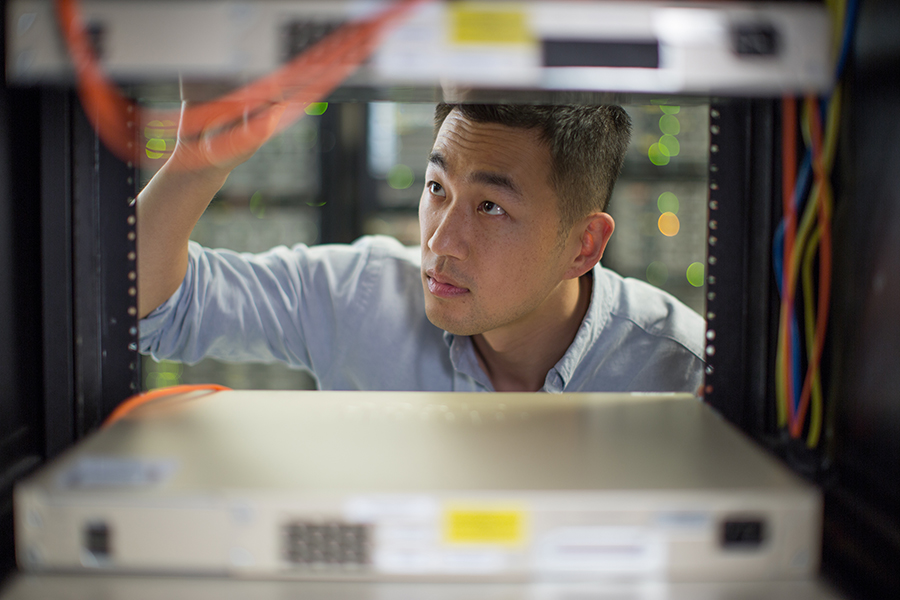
[139,103,704,393]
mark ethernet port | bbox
[722,517,766,549]
[82,521,112,564]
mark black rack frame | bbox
[1,86,139,575]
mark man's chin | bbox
[424,305,483,337]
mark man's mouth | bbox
[425,270,470,298]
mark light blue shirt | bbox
[140,236,705,392]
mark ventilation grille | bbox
[281,20,345,63]
[283,521,370,568]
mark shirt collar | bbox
[549,266,611,390]
[443,331,493,390]
[441,265,610,393]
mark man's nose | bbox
[427,200,469,260]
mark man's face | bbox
[419,109,580,337]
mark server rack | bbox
[2,0,899,597]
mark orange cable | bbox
[102,383,230,428]
[55,0,425,166]
[791,98,833,438]
[780,96,798,427]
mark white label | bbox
[439,549,508,574]
[655,511,711,530]
[538,527,667,576]
[344,495,438,523]
[58,457,178,489]
[375,548,440,574]
[346,495,440,574]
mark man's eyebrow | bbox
[470,171,523,198]
[428,151,448,170]
[428,151,523,198]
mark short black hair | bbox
[434,103,632,231]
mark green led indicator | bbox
[686,262,705,287]
[646,261,669,287]
[658,134,680,157]
[249,191,265,218]
[387,164,415,190]
[659,114,681,136]
[648,143,670,166]
[145,138,168,159]
[657,192,679,214]
[304,102,329,116]
[145,360,183,390]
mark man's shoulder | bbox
[221,235,420,286]
[297,235,419,270]
[593,264,705,358]
[350,235,421,265]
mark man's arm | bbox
[136,160,229,319]
[136,102,284,319]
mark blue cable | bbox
[794,152,814,219]
[773,151,813,293]
[772,0,858,426]
[773,151,813,419]
[835,0,860,79]
[790,153,813,415]
[772,222,802,418]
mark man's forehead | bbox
[435,109,544,147]
[430,112,550,174]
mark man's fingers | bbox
[165,101,286,172]
[201,102,287,168]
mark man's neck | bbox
[472,274,593,392]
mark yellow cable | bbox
[776,98,816,431]
[792,91,838,446]
[826,0,847,69]
[782,177,819,436]
[777,189,819,432]
[805,87,840,446]
[784,97,830,439]
[778,1,842,441]
[801,225,824,447]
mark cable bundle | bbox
[774,0,858,448]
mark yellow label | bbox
[445,508,525,545]
[450,3,532,45]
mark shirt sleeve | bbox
[139,239,380,372]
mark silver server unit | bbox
[7,1,832,96]
[15,391,821,582]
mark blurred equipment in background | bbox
[8,1,833,97]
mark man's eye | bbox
[480,201,506,216]
[428,181,445,197]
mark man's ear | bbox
[564,212,615,280]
